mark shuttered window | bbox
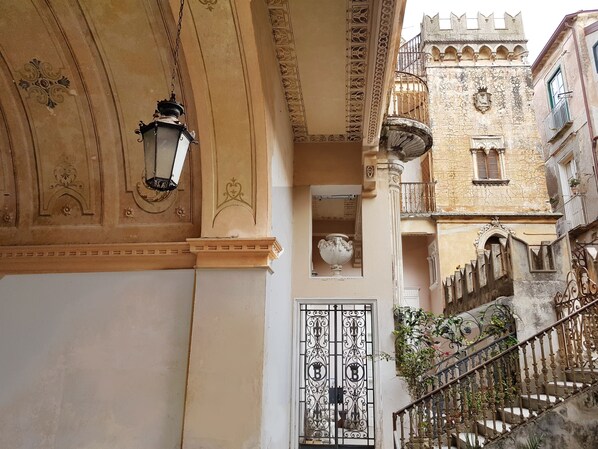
[476,149,501,180]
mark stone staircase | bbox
[393,267,598,449]
[450,371,594,448]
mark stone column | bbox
[182,238,281,449]
[386,153,405,307]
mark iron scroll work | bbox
[299,304,375,448]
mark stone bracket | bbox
[187,237,282,270]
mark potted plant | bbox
[569,177,581,194]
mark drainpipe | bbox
[566,18,598,195]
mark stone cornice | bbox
[0,238,285,274]
[0,242,195,274]
[432,213,561,224]
[187,237,283,270]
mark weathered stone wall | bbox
[426,64,551,214]
[491,385,598,449]
[532,12,598,235]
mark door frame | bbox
[291,298,380,449]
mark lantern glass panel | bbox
[142,125,157,179]
[155,125,181,180]
[171,131,192,184]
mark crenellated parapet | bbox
[422,13,528,64]
[443,235,571,315]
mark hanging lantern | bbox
[137,94,194,191]
[135,0,195,192]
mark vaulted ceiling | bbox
[0,0,201,246]
[0,0,404,256]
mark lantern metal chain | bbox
[170,0,186,98]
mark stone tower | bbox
[399,13,558,313]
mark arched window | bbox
[470,136,508,185]
[475,149,501,180]
[484,234,503,251]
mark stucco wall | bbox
[292,170,411,448]
[402,235,432,311]
[532,14,598,232]
[0,269,194,449]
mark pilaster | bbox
[182,237,282,449]
[383,153,405,306]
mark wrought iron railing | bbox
[542,98,572,142]
[400,182,436,215]
[552,99,571,132]
[387,72,430,126]
[393,268,598,448]
[397,34,425,80]
[415,304,516,398]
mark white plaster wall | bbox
[401,235,432,311]
[292,177,411,449]
[262,186,293,449]
[0,269,194,449]
[183,269,269,449]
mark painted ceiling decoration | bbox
[267,0,398,145]
[0,0,200,246]
[18,58,71,109]
[0,0,402,268]
[267,0,368,143]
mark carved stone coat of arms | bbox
[474,87,492,113]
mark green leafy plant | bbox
[384,306,517,399]
[569,177,580,187]
[517,434,545,449]
[392,307,465,396]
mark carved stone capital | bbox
[187,237,282,270]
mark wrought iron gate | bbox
[298,304,375,448]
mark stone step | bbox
[544,380,586,396]
[565,369,598,384]
[499,406,536,424]
[476,419,511,438]
[520,393,561,410]
[455,432,486,448]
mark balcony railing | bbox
[554,193,586,234]
[397,33,425,79]
[388,72,430,126]
[400,182,436,215]
[552,99,571,131]
[542,98,572,142]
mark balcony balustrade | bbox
[381,35,433,162]
[388,72,430,126]
[400,182,436,215]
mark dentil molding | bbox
[187,237,283,270]
[0,238,283,274]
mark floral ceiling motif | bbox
[18,58,70,109]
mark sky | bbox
[402,1,598,63]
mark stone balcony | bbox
[381,35,433,162]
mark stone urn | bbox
[317,233,354,276]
